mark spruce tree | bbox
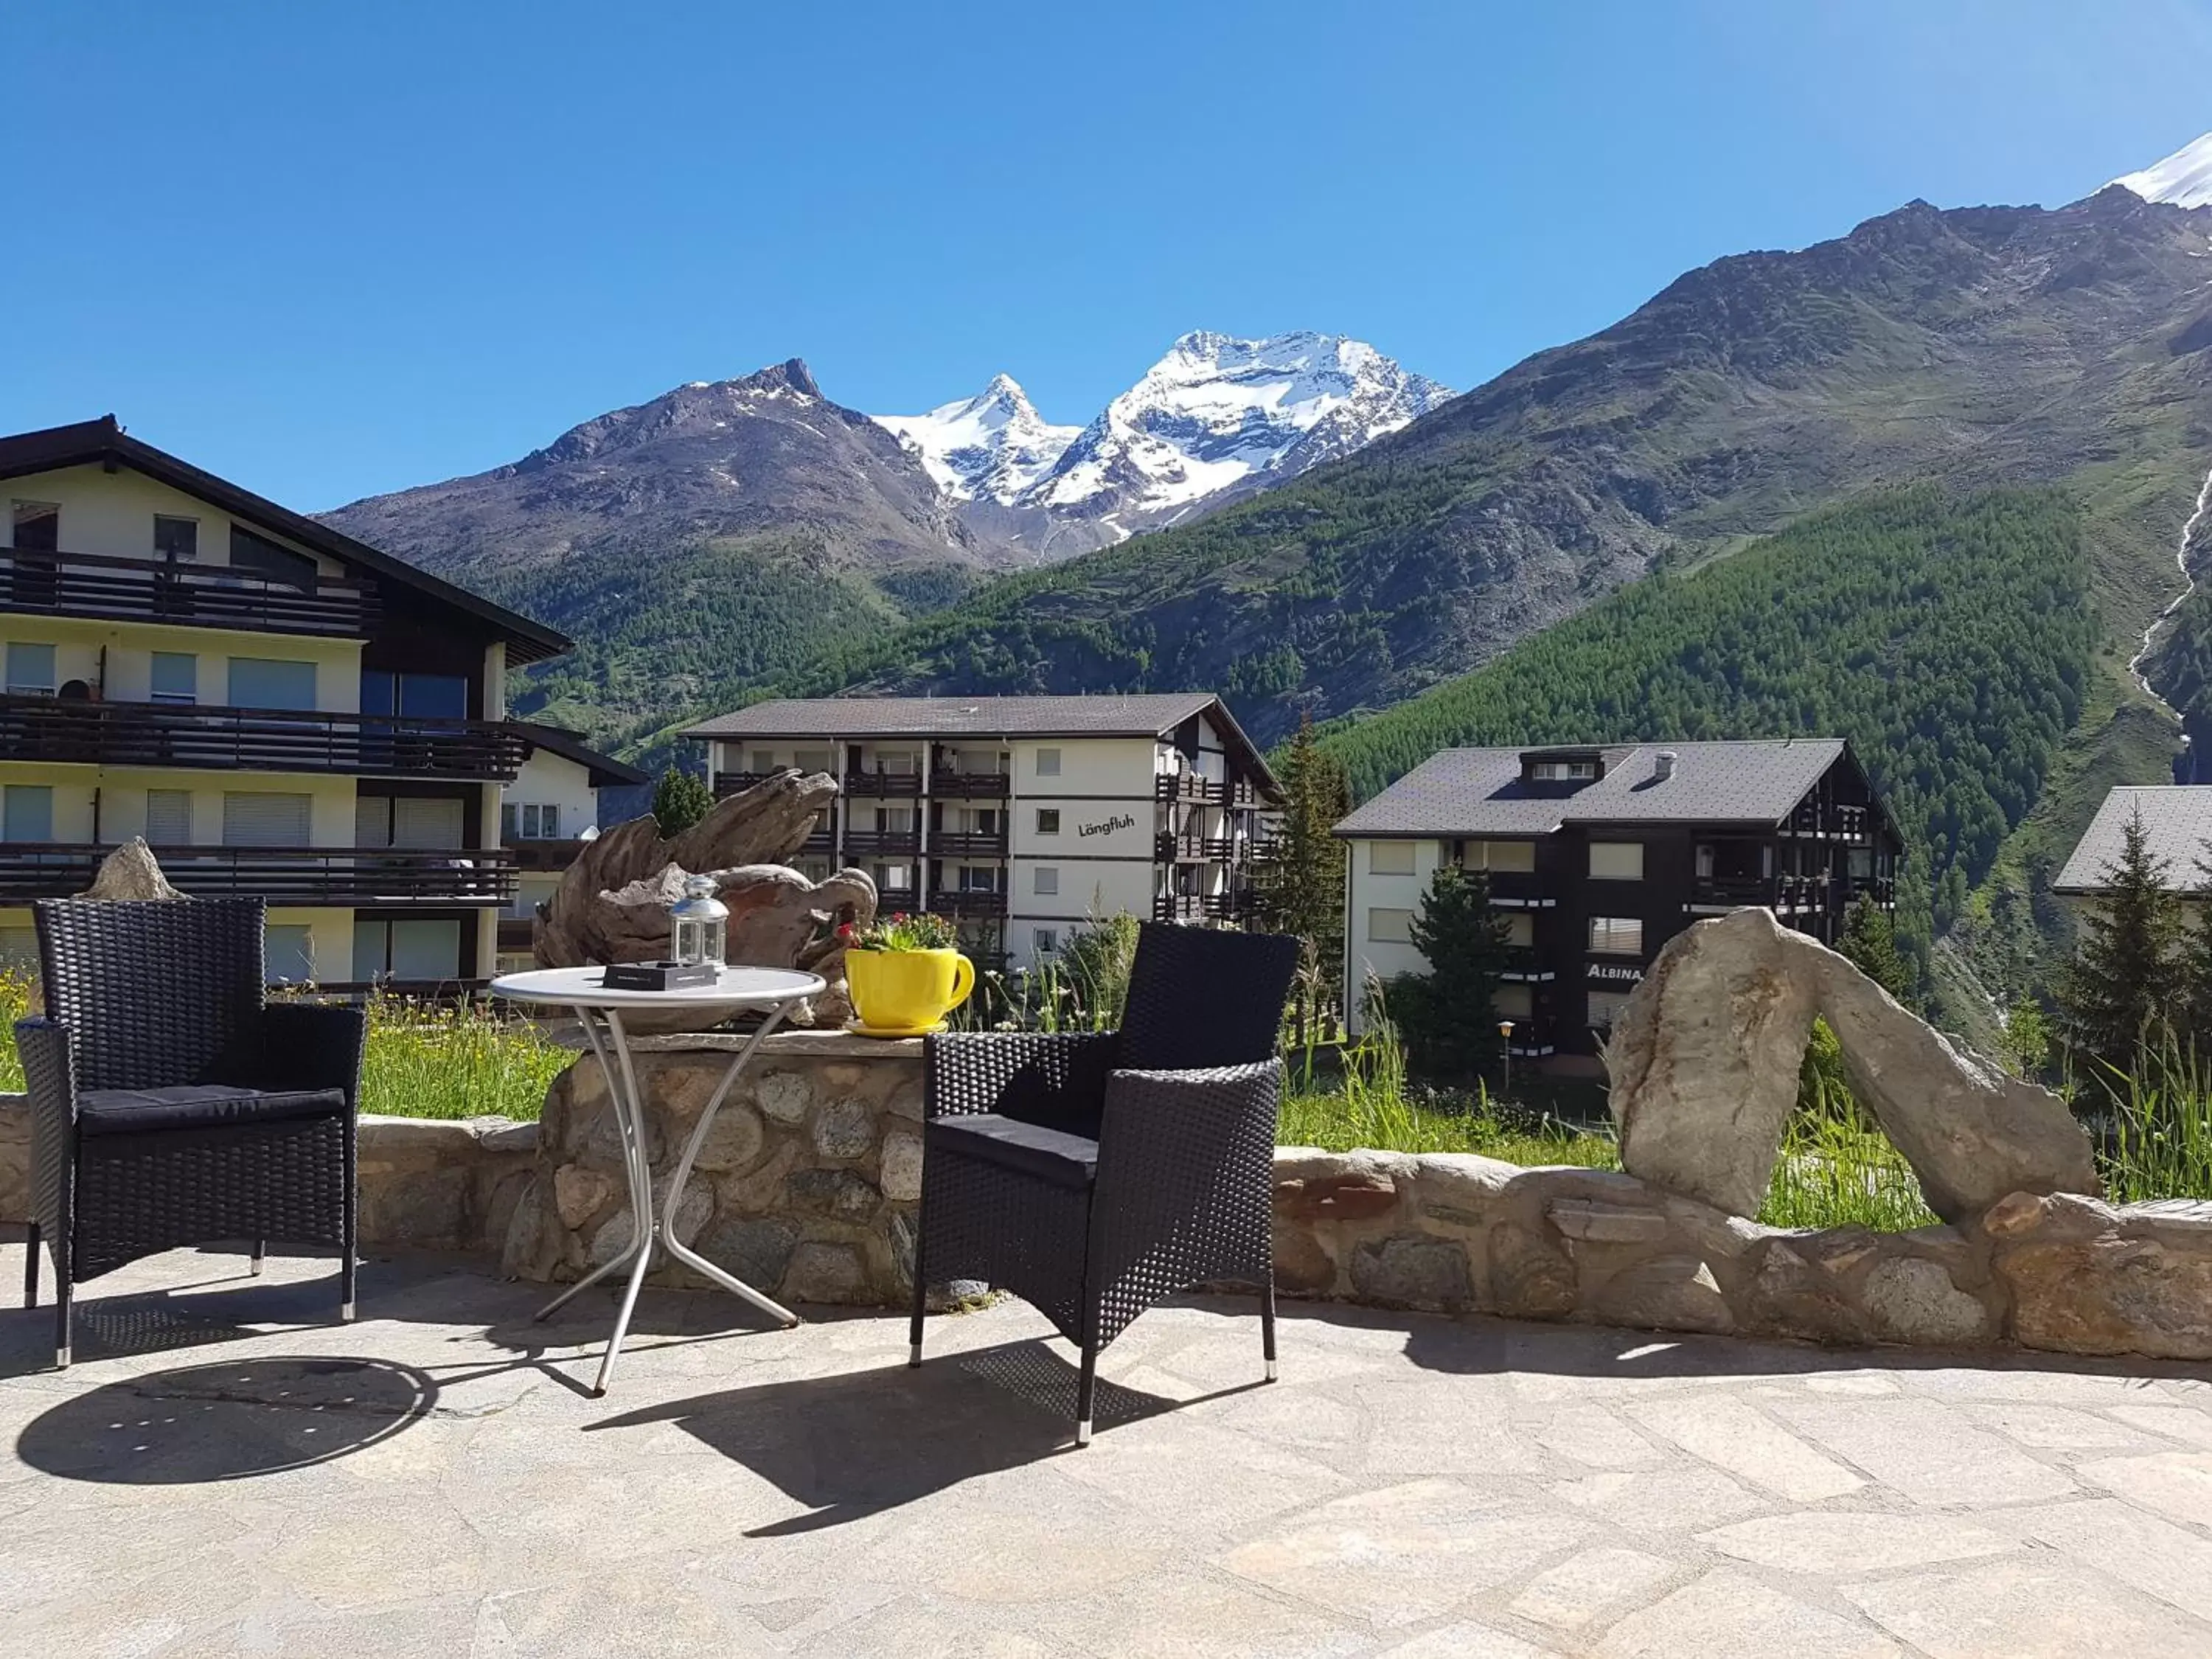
[2059,805,2183,1083]
[1836,895,1913,1004]
[1391,862,1515,1081]
[652,768,716,839]
[1256,711,1351,1042]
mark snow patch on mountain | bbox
[2113,133,2212,209]
[1018,331,1454,533]
[874,375,1079,505]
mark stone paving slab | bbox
[3,1234,2212,1656]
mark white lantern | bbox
[669,874,728,969]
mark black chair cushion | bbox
[926,1113,1099,1189]
[76,1083,347,1138]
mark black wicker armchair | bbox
[908,921,1301,1444]
[15,897,364,1368]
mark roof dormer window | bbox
[1520,747,1605,785]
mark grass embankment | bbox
[0,975,564,1123]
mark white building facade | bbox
[683,695,1279,969]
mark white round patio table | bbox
[489,964,826,1394]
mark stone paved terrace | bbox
[7,1242,2212,1656]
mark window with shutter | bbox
[145,790,192,844]
[390,919,462,980]
[393,796,464,849]
[150,652,197,705]
[2,786,54,843]
[222,792,311,847]
[226,658,316,710]
[5,642,56,696]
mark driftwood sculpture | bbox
[533,769,876,1032]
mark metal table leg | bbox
[532,997,805,1395]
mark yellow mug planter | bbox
[844,946,975,1037]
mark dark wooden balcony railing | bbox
[711,770,782,798]
[0,546,378,637]
[0,695,529,780]
[1153,891,1206,922]
[930,831,1006,858]
[844,829,921,856]
[0,844,518,905]
[928,888,1007,918]
[928,771,1009,799]
[1156,832,1235,862]
[1156,773,1262,808]
[1690,873,1830,910]
[506,836,586,872]
[844,771,925,797]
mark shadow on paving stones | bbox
[15,1355,437,1483]
[1,1242,792,1394]
[1382,1303,2212,1389]
[587,1337,1255,1535]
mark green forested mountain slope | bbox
[764,189,2212,750]
[1313,489,2097,972]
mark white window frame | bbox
[1368,906,1414,945]
[1034,748,1062,777]
[1033,866,1060,897]
[1588,916,1644,956]
[1369,840,1416,875]
[1036,808,1060,835]
[3,784,55,844]
[1589,841,1645,881]
[1034,928,1059,955]
[5,641,57,697]
[150,651,198,706]
[153,515,200,561]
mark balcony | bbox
[0,546,378,638]
[1153,891,1206,922]
[845,771,924,798]
[930,831,1006,858]
[0,696,529,781]
[1200,889,1258,922]
[1157,773,1263,809]
[1155,832,1235,862]
[928,888,1007,919]
[506,837,586,872]
[712,771,782,798]
[844,829,921,857]
[928,771,1009,799]
[1688,873,1830,913]
[0,844,518,905]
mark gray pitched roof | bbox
[2055,786,2212,893]
[0,417,574,664]
[1334,739,1851,838]
[683,693,1221,740]
[509,720,649,789]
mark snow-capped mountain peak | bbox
[872,376,1079,505]
[2112,133,2212,209]
[1020,330,1454,532]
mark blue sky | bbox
[5,0,2209,510]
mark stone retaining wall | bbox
[0,1098,535,1256]
[7,1033,2212,1363]
[493,1030,925,1306]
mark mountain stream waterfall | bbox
[2127,464,2212,775]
